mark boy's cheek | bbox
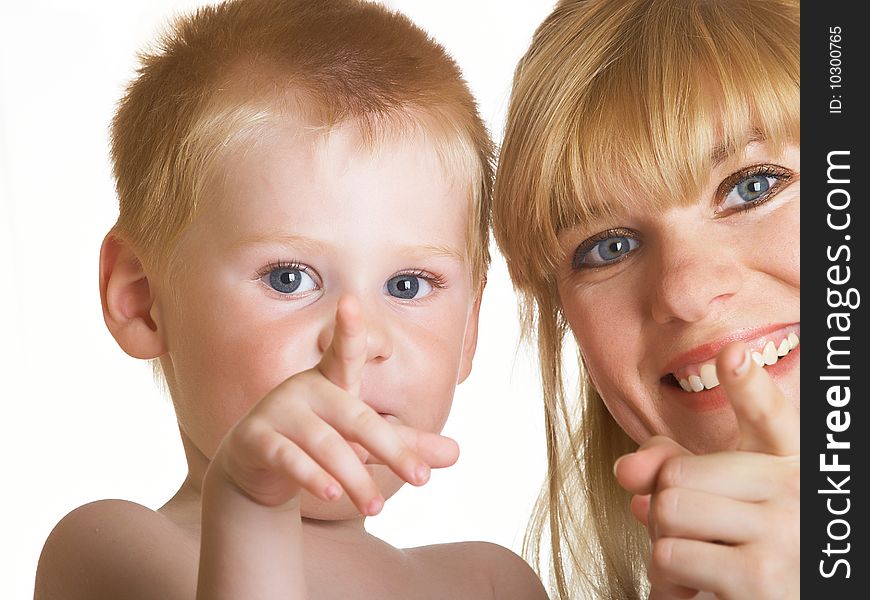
[381,335,465,431]
[167,314,322,424]
[168,286,470,425]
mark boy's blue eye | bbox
[266,265,317,295]
[573,230,640,269]
[385,274,433,300]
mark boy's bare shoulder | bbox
[408,540,549,600]
[35,499,198,600]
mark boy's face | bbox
[155,122,480,518]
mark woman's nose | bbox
[648,229,743,324]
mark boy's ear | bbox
[99,231,167,359]
[457,277,486,384]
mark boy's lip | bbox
[661,323,800,376]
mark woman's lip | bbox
[662,323,800,375]
[663,344,800,412]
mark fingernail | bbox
[415,464,430,484]
[733,349,752,377]
[366,497,384,516]
[324,484,341,501]
[613,453,631,477]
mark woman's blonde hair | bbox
[492,0,799,597]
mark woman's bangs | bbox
[554,0,799,233]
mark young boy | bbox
[33,1,547,598]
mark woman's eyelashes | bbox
[715,163,796,215]
[572,228,641,270]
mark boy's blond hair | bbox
[111,0,493,299]
[492,0,799,598]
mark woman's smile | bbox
[662,323,801,391]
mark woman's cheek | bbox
[742,198,800,288]
[561,289,658,441]
[775,204,800,287]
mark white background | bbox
[0,1,560,597]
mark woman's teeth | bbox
[675,332,799,393]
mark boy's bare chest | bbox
[303,536,488,600]
[305,564,439,600]
[167,515,489,599]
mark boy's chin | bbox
[300,465,405,521]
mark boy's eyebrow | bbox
[228,232,330,253]
[397,244,466,262]
[228,232,465,261]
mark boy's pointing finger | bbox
[716,342,800,456]
[388,424,460,470]
[318,295,367,396]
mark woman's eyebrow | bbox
[710,130,767,167]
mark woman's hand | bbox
[207,294,460,515]
[615,343,800,600]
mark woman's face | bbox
[556,142,800,453]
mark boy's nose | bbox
[316,304,394,363]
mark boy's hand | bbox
[615,343,800,600]
[208,295,459,516]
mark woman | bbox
[492,1,799,598]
